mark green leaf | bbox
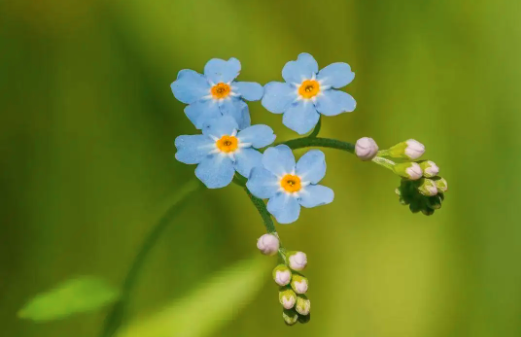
[18,276,120,322]
[117,255,271,337]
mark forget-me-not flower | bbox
[246,145,334,224]
[171,58,263,130]
[175,116,276,189]
[262,53,356,135]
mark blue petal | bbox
[282,101,320,135]
[261,82,298,114]
[282,53,319,83]
[267,193,301,224]
[234,148,263,178]
[299,185,334,208]
[237,125,276,149]
[317,62,355,89]
[219,99,251,130]
[246,167,279,199]
[171,69,210,104]
[315,90,356,116]
[204,58,241,84]
[296,150,326,184]
[262,145,295,176]
[202,115,238,139]
[234,82,263,101]
[184,100,221,129]
[174,135,214,164]
[195,155,235,189]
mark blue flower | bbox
[262,53,356,135]
[246,145,334,224]
[175,116,276,189]
[171,58,264,130]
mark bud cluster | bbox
[273,251,311,325]
[376,139,448,215]
[396,176,448,215]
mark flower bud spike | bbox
[273,265,292,286]
[257,233,280,256]
[383,139,425,160]
[279,287,297,310]
[290,274,309,294]
[418,178,438,196]
[355,137,379,161]
[393,162,423,180]
[295,295,311,315]
[286,251,307,271]
[282,309,299,326]
[419,160,439,178]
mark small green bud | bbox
[393,162,422,180]
[422,208,435,216]
[385,139,425,160]
[298,313,311,324]
[286,251,307,271]
[279,287,297,309]
[419,160,439,178]
[290,274,309,294]
[409,201,421,213]
[434,177,448,193]
[273,264,292,287]
[295,295,311,316]
[282,309,299,326]
[418,178,438,196]
[427,195,443,210]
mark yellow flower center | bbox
[280,174,302,193]
[216,135,238,153]
[211,83,231,99]
[298,80,320,99]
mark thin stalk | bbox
[100,180,202,337]
[279,137,355,153]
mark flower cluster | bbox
[170,53,448,325]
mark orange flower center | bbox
[216,135,238,153]
[298,80,320,99]
[280,174,302,193]
[211,83,231,99]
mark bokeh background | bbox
[2,0,521,336]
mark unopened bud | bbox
[418,178,438,196]
[257,233,279,256]
[355,137,379,161]
[290,275,309,294]
[279,287,297,310]
[387,139,425,160]
[393,162,422,180]
[273,265,292,286]
[287,251,307,271]
[282,309,298,326]
[419,160,439,178]
[435,177,448,193]
[427,195,443,210]
[298,313,311,324]
[422,208,435,216]
[295,295,311,315]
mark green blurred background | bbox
[2,0,521,336]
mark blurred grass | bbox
[1,0,521,336]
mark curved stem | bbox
[100,180,202,337]
[279,136,394,172]
[234,175,286,261]
[280,136,355,153]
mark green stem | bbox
[233,174,286,261]
[279,137,355,153]
[100,180,202,337]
